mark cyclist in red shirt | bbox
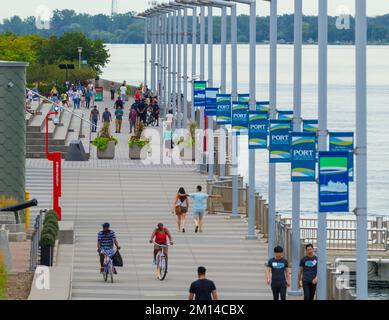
[149,223,173,265]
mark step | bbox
[51,109,73,142]
[26,152,67,159]
[26,145,68,153]
[28,104,54,133]
[26,138,67,146]
[65,110,83,146]
[25,100,44,126]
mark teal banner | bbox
[248,111,268,149]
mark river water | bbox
[102,44,389,217]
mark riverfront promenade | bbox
[25,95,272,300]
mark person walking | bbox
[85,89,92,109]
[188,266,218,301]
[266,246,290,300]
[165,109,174,130]
[114,106,124,134]
[137,98,148,125]
[163,122,173,158]
[129,108,137,134]
[90,106,100,133]
[114,97,124,110]
[184,186,221,233]
[298,244,318,300]
[110,82,116,101]
[172,187,189,233]
[120,82,127,101]
[102,108,112,126]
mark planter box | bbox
[40,245,54,266]
[97,141,115,159]
[129,144,148,160]
[179,144,195,161]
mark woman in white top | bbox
[165,109,174,128]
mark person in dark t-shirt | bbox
[266,246,290,300]
[189,266,218,301]
[299,243,318,300]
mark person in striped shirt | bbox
[97,223,121,273]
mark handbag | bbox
[112,250,123,267]
[175,205,182,215]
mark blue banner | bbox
[329,132,354,181]
[249,111,268,149]
[319,151,349,212]
[256,101,270,112]
[291,132,317,181]
[193,81,206,108]
[269,120,292,163]
[232,102,249,132]
[216,94,231,125]
[238,94,250,104]
[303,120,319,134]
[205,88,219,116]
[278,110,294,121]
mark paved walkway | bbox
[25,93,272,300]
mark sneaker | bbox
[195,226,199,233]
[113,267,117,274]
[182,228,185,233]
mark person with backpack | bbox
[172,187,189,233]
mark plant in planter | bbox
[128,122,150,160]
[39,233,55,266]
[92,122,118,159]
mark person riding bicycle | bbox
[97,223,121,274]
[149,223,173,265]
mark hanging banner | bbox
[249,111,269,149]
[232,102,249,132]
[238,93,250,104]
[256,101,270,112]
[205,88,219,116]
[278,110,294,121]
[193,81,207,108]
[329,132,354,181]
[319,151,349,212]
[269,120,292,163]
[291,132,317,182]
[303,120,319,134]
[216,94,232,125]
[95,87,104,102]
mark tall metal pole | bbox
[268,0,277,258]
[172,11,177,129]
[290,0,303,296]
[317,0,328,300]
[199,6,206,171]
[177,9,183,129]
[191,6,197,121]
[151,16,156,94]
[231,3,239,219]
[157,15,161,98]
[183,8,189,129]
[247,0,257,239]
[355,0,368,300]
[219,5,227,178]
[144,18,148,89]
[163,14,168,117]
[207,5,214,181]
[168,13,172,113]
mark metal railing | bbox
[29,210,45,271]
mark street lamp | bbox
[77,47,83,69]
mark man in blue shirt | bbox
[299,243,318,300]
[266,246,290,300]
[186,186,221,233]
[97,223,121,273]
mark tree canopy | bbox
[1,10,389,44]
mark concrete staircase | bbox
[26,101,91,159]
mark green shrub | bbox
[45,210,58,221]
[92,123,118,151]
[39,233,55,247]
[41,224,58,240]
[43,216,59,231]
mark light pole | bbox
[355,0,368,300]
[77,47,83,69]
[265,0,278,258]
[317,0,328,300]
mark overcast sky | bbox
[1,0,388,20]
